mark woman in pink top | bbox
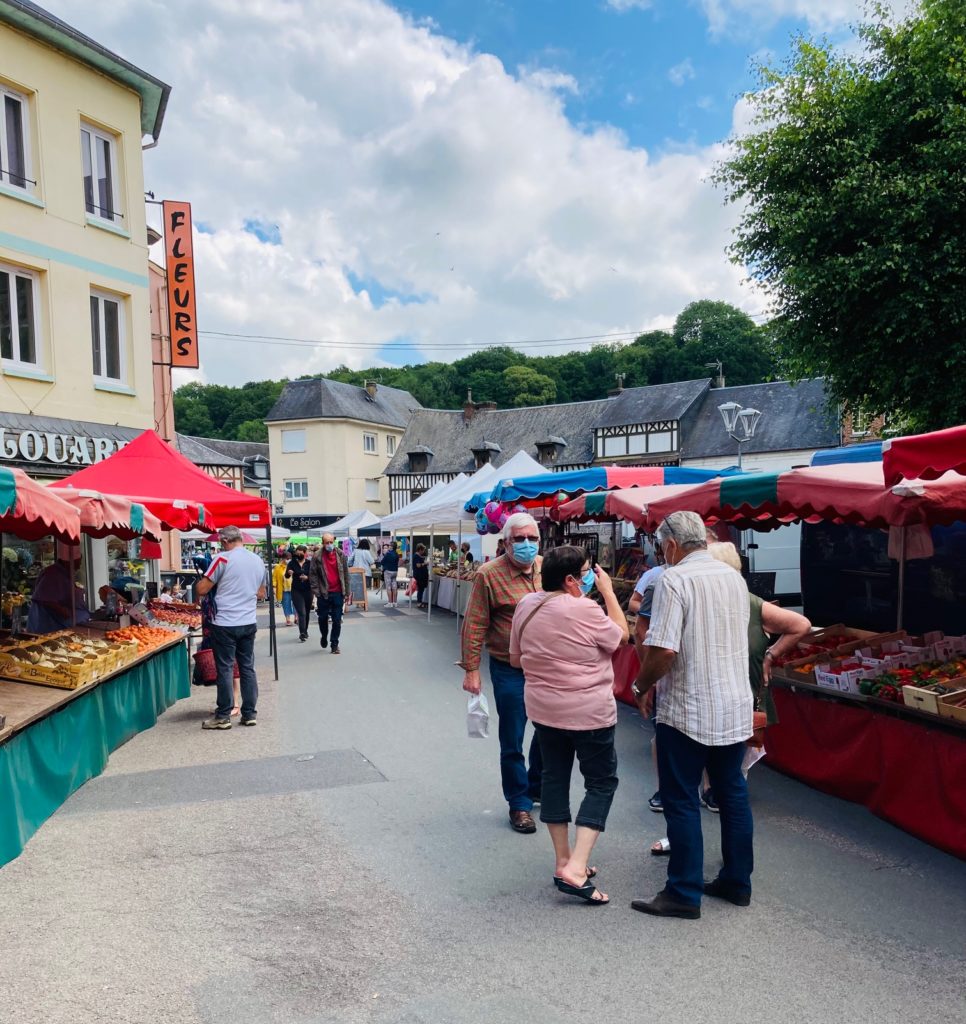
[510,545,629,905]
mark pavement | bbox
[1,597,965,1024]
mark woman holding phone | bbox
[510,545,629,905]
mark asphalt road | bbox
[1,599,964,1024]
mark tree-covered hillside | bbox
[174,300,776,441]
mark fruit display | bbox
[772,631,864,667]
[0,631,135,690]
[860,660,966,703]
[147,599,202,629]
[433,566,478,581]
[106,624,181,655]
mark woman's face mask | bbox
[579,568,595,595]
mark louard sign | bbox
[0,429,122,466]
[162,200,200,369]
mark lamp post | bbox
[717,402,762,471]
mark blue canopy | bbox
[811,442,883,467]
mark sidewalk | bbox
[1,600,964,1024]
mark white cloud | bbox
[518,67,580,95]
[697,0,917,35]
[668,58,696,87]
[604,0,654,11]
[56,0,759,385]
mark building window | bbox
[81,122,121,223]
[365,478,380,501]
[648,430,673,453]
[0,87,30,193]
[90,290,124,383]
[363,432,377,454]
[602,435,626,458]
[284,479,308,500]
[281,428,306,453]
[386,435,396,456]
[0,263,40,369]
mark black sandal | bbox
[553,877,609,905]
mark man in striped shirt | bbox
[631,510,753,919]
[461,512,544,834]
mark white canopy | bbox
[326,509,381,536]
[379,476,464,532]
[180,524,291,542]
[417,462,498,527]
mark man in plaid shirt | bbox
[461,512,544,833]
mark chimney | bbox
[364,379,378,400]
[463,387,475,423]
[607,372,626,398]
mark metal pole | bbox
[428,525,434,622]
[896,526,906,632]
[409,529,414,608]
[267,523,279,681]
[456,520,463,633]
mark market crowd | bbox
[461,509,810,918]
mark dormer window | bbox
[407,444,434,473]
[535,435,567,467]
[471,439,501,470]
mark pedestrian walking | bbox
[631,511,753,919]
[510,545,628,904]
[380,541,400,607]
[310,532,349,653]
[272,550,294,626]
[351,539,375,588]
[412,543,429,607]
[286,545,313,640]
[196,525,266,730]
[460,511,544,834]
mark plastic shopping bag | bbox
[466,692,490,738]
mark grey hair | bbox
[656,511,708,552]
[218,525,243,544]
[502,511,539,540]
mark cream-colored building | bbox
[266,378,420,528]
[0,1,169,474]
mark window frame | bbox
[284,479,309,501]
[364,478,381,502]
[363,431,378,454]
[280,428,306,453]
[80,121,122,225]
[386,435,396,456]
[0,261,42,372]
[89,288,126,385]
[0,85,33,197]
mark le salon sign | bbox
[0,429,123,466]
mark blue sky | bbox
[395,0,845,152]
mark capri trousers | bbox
[533,723,618,831]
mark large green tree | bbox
[715,0,966,429]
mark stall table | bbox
[0,636,189,867]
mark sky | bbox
[47,0,912,388]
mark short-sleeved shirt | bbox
[381,550,400,572]
[633,565,665,619]
[511,592,624,731]
[204,546,265,627]
[645,550,751,746]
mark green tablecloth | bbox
[0,642,189,868]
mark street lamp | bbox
[717,402,762,470]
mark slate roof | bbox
[182,436,269,464]
[175,434,244,467]
[385,398,615,476]
[594,378,711,428]
[265,378,421,429]
[682,379,840,459]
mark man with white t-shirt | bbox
[196,525,267,729]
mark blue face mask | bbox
[511,540,538,565]
[579,568,596,595]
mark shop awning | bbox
[882,425,966,486]
[0,467,81,542]
[51,430,269,529]
[551,484,705,525]
[325,510,381,536]
[464,464,746,513]
[53,488,164,541]
[638,461,966,532]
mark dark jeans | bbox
[317,591,344,647]
[488,657,542,811]
[656,722,754,907]
[415,573,428,603]
[533,723,618,831]
[291,589,311,638]
[210,622,257,720]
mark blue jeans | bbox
[317,592,344,647]
[655,723,754,906]
[533,723,618,831]
[488,657,542,812]
[210,622,258,720]
[281,591,294,618]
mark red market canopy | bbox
[0,466,81,542]
[638,462,966,533]
[53,488,164,542]
[52,430,270,529]
[882,425,966,486]
[551,484,702,525]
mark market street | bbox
[2,601,965,1024]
